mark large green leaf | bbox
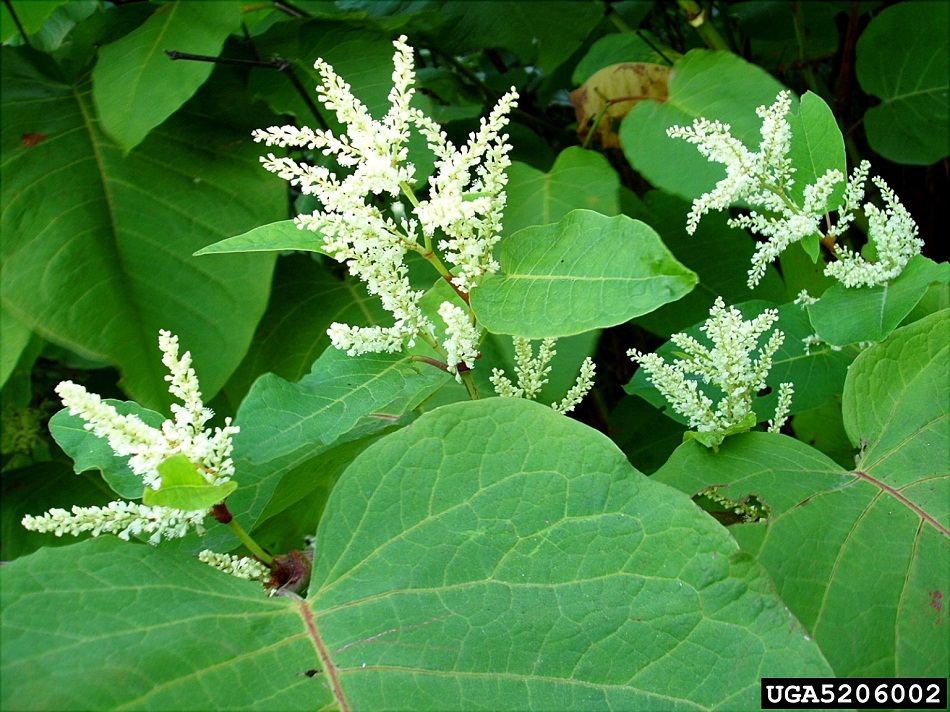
[654,310,950,677]
[856,1,950,164]
[842,309,949,484]
[92,0,243,152]
[471,210,697,338]
[620,49,788,201]
[227,348,448,530]
[504,147,620,236]
[1,399,833,710]
[0,538,333,711]
[1,46,282,409]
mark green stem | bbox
[228,518,274,566]
[400,181,420,209]
[459,369,480,400]
[678,0,730,51]
[599,0,634,32]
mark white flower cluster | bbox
[438,302,481,381]
[21,331,239,545]
[253,36,517,360]
[669,92,921,289]
[22,501,206,545]
[823,171,923,288]
[198,550,271,583]
[490,337,596,414]
[628,297,793,440]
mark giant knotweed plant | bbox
[628,297,793,450]
[4,3,946,708]
[20,332,283,588]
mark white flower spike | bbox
[253,35,518,360]
[628,297,793,448]
[491,337,596,415]
[22,331,239,545]
[668,92,922,289]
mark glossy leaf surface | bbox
[1,399,834,711]
[472,210,697,338]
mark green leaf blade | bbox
[807,256,949,346]
[92,1,243,152]
[227,348,448,528]
[49,400,166,499]
[504,146,620,235]
[195,220,329,256]
[1,46,282,409]
[620,49,789,201]
[856,1,950,164]
[306,398,832,709]
[843,308,950,479]
[787,91,846,209]
[472,210,697,338]
[0,539,332,711]
[142,453,237,510]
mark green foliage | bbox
[92,1,243,152]
[654,309,949,677]
[1,44,282,409]
[856,1,950,164]
[142,453,237,510]
[620,49,788,201]
[1,2,947,709]
[504,147,620,235]
[1,400,834,711]
[472,210,698,338]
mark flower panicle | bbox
[628,297,793,446]
[668,92,921,289]
[22,331,239,545]
[252,35,517,360]
[491,337,596,415]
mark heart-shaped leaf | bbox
[472,209,697,338]
[226,348,448,529]
[1,398,834,710]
